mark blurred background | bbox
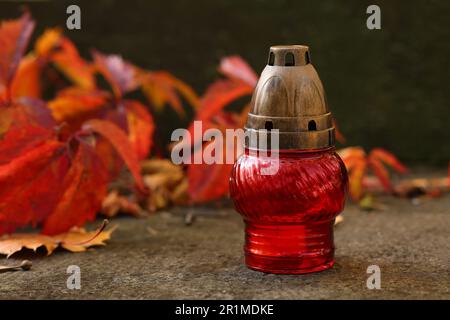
[2,0,450,166]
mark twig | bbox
[0,260,32,273]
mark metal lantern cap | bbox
[245,45,335,150]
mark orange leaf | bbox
[52,38,95,90]
[0,224,117,258]
[48,87,108,123]
[35,28,95,90]
[337,147,366,171]
[348,160,367,200]
[10,54,42,99]
[218,56,258,87]
[140,71,199,116]
[0,12,35,90]
[369,148,408,174]
[35,28,61,57]
[82,119,145,191]
[123,100,155,160]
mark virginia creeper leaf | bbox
[197,79,253,122]
[123,100,155,160]
[92,50,137,98]
[370,148,408,174]
[82,119,145,191]
[0,140,68,234]
[0,12,35,91]
[35,28,95,89]
[140,71,199,116]
[42,141,109,235]
[218,56,258,87]
[368,156,392,191]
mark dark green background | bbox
[2,0,449,165]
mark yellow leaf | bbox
[0,223,117,258]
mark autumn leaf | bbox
[82,119,146,191]
[188,154,233,203]
[187,111,245,203]
[34,28,61,57]
[348,160,367,201]
[35,28,95,90]
[369,148,408,174]
[0,12,35,95]
[0,223,117,258]
[0,140,69,235]
[101,191,143,218]
[41,141,109,235]
[48,87,108,123]
[141,158,188,211]
[338,146,409,200]
[10,54,42,99]
[0,99,55,165]
[140,71,199,116]
[92,50,138,98]
[368,156,392,191]
[218,55,258,87]
[122,100,155,160]
[184,56,256,203]
[196,79,253,122]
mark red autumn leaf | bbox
[0,12,35,94]
[187,142,233,203]
[218,55,258,87]
[82,119,145,191]
[369,148,408,174]
[196,79,254,122]
[187,109,245,203]
[122,100,155,160]
[92,50,138,98]
[140,71,199,117]
[42,141,109,235]
[185,57,255,203]
[0,99,55,165]
[0,140,69,235]
[368,156,392,191]
[339,146,407,200]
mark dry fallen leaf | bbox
[0,221,117,258]
[142,159,188,211]
[334,215,344,226]
[102,190,144,218]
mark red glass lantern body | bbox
[230,147,348,274]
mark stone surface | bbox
[0,196,449,299]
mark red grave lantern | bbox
[230,45,348,274]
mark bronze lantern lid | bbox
[245,45,335,150]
